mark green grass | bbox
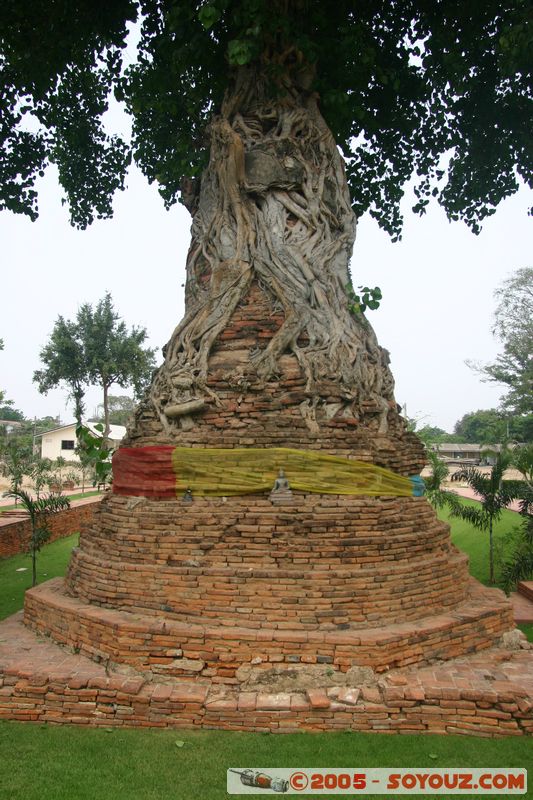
[0,723,531,800]
[437,499,522,586]
[0,533,78,619]
[437,499,533,641]
[0,503,531,798]
[519,623,533,641]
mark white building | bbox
[37,422,126,462]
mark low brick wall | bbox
[24,578,515,681]
[0,501,100,559]
[1,635,532,736]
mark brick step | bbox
[66,546,470,628]
[2,611,532,736]
[24,577,514,681]
[518,581,533,603]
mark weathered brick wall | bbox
[2,657,532,736]
[24,578,515,681]
[0,501,100,559]
[65,493,470,629]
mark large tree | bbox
[454,408,533,443]
[34,293,156,437]
[2,2,532,437]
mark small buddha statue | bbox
[270,468,292,498]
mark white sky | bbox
[0,160,531,432]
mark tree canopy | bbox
[1,0,531,238]
[453,407,533,444]
[34,292,156,434]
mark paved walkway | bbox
[449,486,523,513]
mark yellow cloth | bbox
[171,446,413,496]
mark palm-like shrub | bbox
[500,445,533,593]
[424,448,452,509]
[449,452,519,584]
[3,489,70,587]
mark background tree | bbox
[415,424,461,445]
[33,316,87,425]
[468,268,533,416]
[34,293,156,435]
[0,406,25,422]
[454,409,506,445]
[89,394,136,427]
[453,408,533,444]
[76,293,156,438]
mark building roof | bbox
[431,443,502,453]
[35,421,127,440]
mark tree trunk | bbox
[489,516,495,584]
[124,62,423,476]
[31,540,37,587]
[102,381,110,443]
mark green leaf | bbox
[228,39,252,66]
[198,5,221,30]
[175,740,185,748]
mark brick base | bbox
[1,613,531,736]
[24,578,515,681]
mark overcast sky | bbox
[0,160,530,432]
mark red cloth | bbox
[112,446,176,498]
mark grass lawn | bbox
[0,533,78,620]
[437,499,533,643]
[0,723,532,800]
[0,503,531,798]
[437,499,522,586]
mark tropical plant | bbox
[76,423,113,487]
[2,489,70,587]
[448,451,519,584]
[423,448,451,510]
[29,457,53,498]
[0,439,33,500]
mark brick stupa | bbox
[2,89,532,733]
[8,277,530,736]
